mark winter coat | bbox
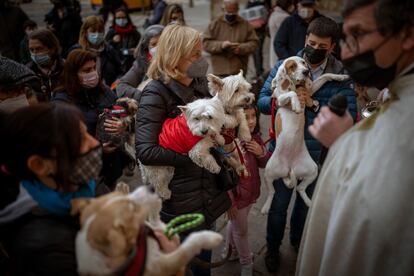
[52,86,128,188]
[274,11,322,60]
[44,7,82,58]
[268,6,290,67]
[228,133,270,209]
[203,15,259,76]
[52,85,116,134]
[0,6,28,61]
[105,25,141,52]
[69,43,123,86]
[27,58,65,101]
[116,57,149,100]
[145,0,166,27]
[257,52,357,162]
[135,78,231,229]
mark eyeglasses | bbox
[339,29,379,54]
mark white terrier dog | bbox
[207,71,255,177]
[139,95,226,200]
[72,184,223,276]
[207,70,255,142]
[261,56,349,214]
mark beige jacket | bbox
[297,68,414,276]
[202,15,258,76]
[268,6,289,68]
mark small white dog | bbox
[207,71,255,177]
[207,70,255,142]
[261,56,349,214]
[139,95,226,200]
[72,184,223,276]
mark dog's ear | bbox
[178,105,188,115]
[207,74,224,94]
[238,70,244,77]
[70,198,92,216]
[284,59,297,76]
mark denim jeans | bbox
[266,178,316,251]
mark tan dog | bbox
[71,184,223,276]
[261,56,349,214]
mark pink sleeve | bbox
[254,134,271,168]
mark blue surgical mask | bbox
[115,18,128,28]
[87,32,104,45]
[30,52,50,66]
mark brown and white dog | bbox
[71,184,223,276]
[261,56,349,214]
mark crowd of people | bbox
[0,0,413,275]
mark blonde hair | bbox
[79,15,105,49]
[147,24,201,82]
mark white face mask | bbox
[149,47,157,59]
[298,7,313,19]
[0,94,29,113]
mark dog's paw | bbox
[188,231,223,250]
[115,182,130,194]
[215,134,225,146]
[332,74,350,82]
[291,96,302,113]
[206,161,221,174]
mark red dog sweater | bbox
[158,115,203,154]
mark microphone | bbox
[327,94,348,117]
[319,94,348,166]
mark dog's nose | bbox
[201,129,208,135]
[303,69,310,76]
[148,185,155,193]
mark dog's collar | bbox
[104,105,129,117]
[112,224,154,276]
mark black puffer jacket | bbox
[1,212,79,275]
[135,78,231,229]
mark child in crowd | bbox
[225,104,271,276]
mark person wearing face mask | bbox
[136,24,231,276]
[203,0,259,77]
[117,24,164,100]
[105,7,141,72]
[257,16,357,273]
[274,0,322,60]
[26,29,65,102]
[297,1,414,275]
[53,49,128,190]
[0,103,99,274]
[268,0,294,67]
[70,15,123,86]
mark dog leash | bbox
[219,131,246,166]
[264,97,277,145]
[164,213,205,239]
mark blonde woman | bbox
[135,24,231,276]
[72,15,122,86]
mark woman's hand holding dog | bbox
[104,117,127,134]
[226,206,238,220]
[245,140,264,157]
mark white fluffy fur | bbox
[207,70,255,142]
[139,95,226,200]
[261,57,349,213]
[76,185,223,276]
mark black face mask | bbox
[342,37,401,89]
[225,13,237,23]
[303,45,328,65]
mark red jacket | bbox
[228,133,271,209]
[158,115,203,154]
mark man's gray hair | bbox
[223,0,239,5]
